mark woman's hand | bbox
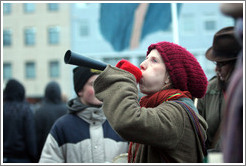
[116,59,142,83]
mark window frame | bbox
[79,19,89,37]
[47,3,59,11]
[3,3,11,14]
[203,13,217,33]
[3,63,12,80]
[25,62,36,79]
[48,26,60,45]
[49,61,60,78]
[24,27,36,46]
[3,29,12,46]
[23,3,36,13]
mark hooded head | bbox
[146,41,208,98]
[44,81,62,104]
[4,79,25,102]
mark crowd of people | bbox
[3,3,243,163]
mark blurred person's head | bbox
[220,3,243,46]
[220,3,243,19]
[73,66,102,106]
[3,79,25,102]
[140,41,208,98]
[44,81,62,104]
[205,26,241,90]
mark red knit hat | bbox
[147,41,208,98]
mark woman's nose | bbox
[140,62,146,70]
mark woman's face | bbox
[139,49,170,95]
[78,75,102,106]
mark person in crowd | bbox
[94,41,208,162]
[197,26,241,152]
[39,66,128,163]
[34,81,67,160]
[220,3,243,163]
[3,79,38,163]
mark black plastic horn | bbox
[64,50,107,70]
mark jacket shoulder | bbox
[50,114,90,147]
[206,77,220,94]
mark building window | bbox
[204,20,216,31]
[3,29,12,46]
[49,61,59,78]
[3,63,12,80]
[48,3,59,11]
[79,20,89,37]
[203,13,216,32]
[48,27,60,45]
[24,3,35,13]
[24,28,36,46]
[25,62,36,79]
[181,14,195,32]
[3,3,11,14]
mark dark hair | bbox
[3,79,25,102]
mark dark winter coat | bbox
[197,77,225,151]
[34,82,67,159]
[3,79,38,162]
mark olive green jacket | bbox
[94,65,208,163]
[197,77,225,151]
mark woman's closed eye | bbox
[151,57,158,63]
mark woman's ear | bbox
[164,75,171,84]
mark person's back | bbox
[3,79,38,163]
[39,67,128,163]
[35,81,67,159]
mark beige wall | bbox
[3,3,73,99]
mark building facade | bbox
[3,3,71,103]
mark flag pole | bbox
[171,3,179,44]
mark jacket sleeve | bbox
[197,97,206,118]
[94,65,186,149]
[39,134,64,163]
